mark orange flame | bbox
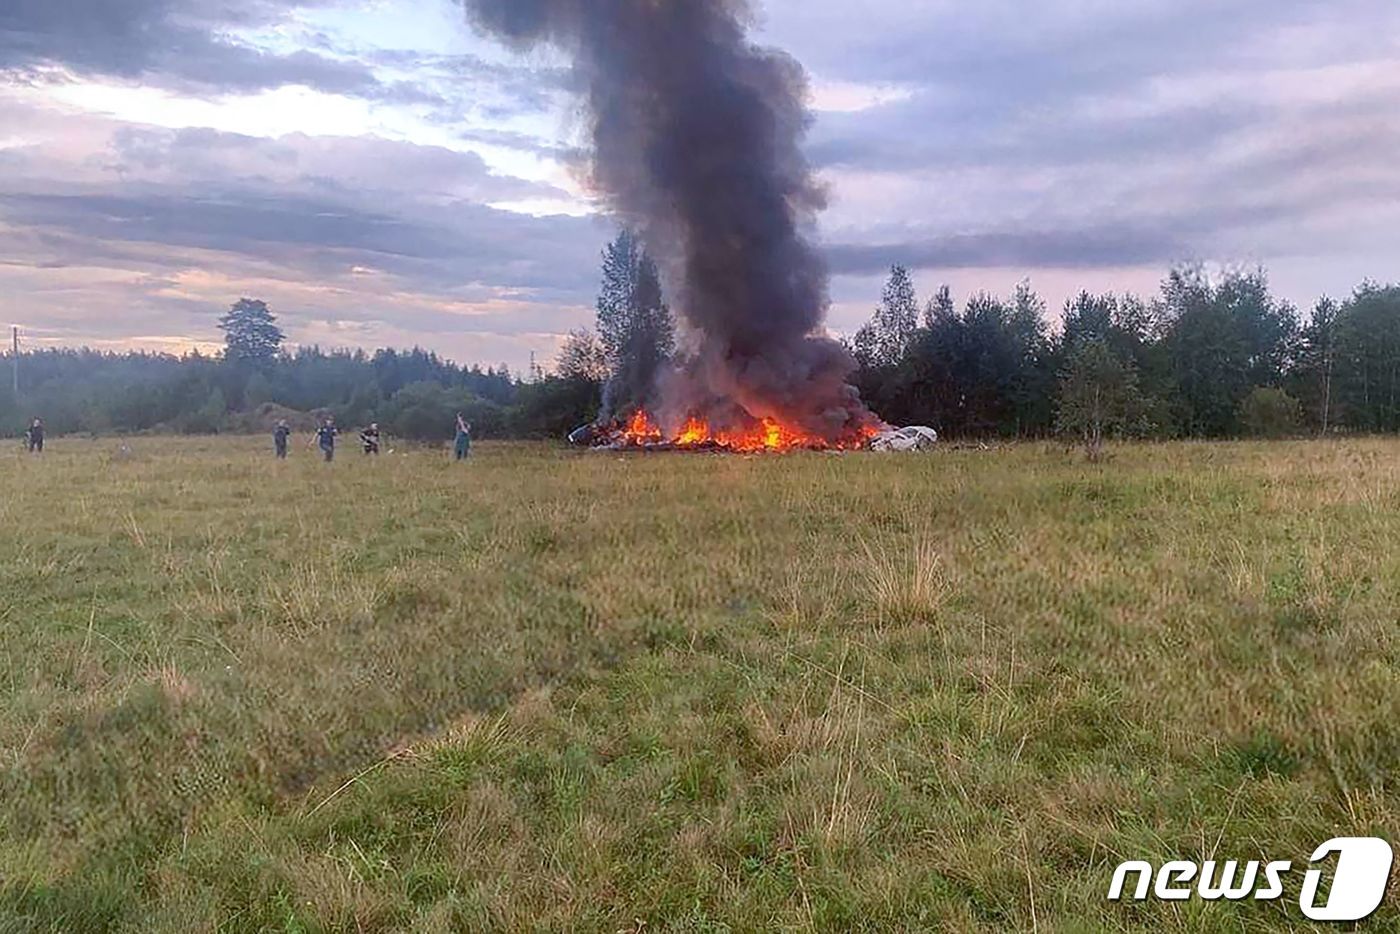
[616,410,876,452]
[624,409,663,443]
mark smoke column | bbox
[461,0,881,440]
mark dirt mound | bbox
[225,403,326,434]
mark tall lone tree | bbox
[219,298,285,366]
[595,230,674,416]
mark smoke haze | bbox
[460,0,880,440]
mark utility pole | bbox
[10,326,16,400]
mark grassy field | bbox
[1,436,1398,932]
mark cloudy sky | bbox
[2,0,1397,371]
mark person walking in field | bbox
[453,413,472,460]
[360,422,381,455]
[313,417,337,462]
[25,417,44,453]
[273,419,291,459]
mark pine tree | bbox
[596,231,640,366]
[923,284,956,330]
[594,230,674,414]
[1007,280,1053,435]
[218,299,284,366]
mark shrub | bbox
[1239,387,1302,438]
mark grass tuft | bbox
[2,436,1398,930]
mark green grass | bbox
[2,436,1398,931]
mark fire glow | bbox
[464,0,886,451]
[615,410,877,453]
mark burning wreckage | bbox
[464,0,932,454]
[570,413,938,453]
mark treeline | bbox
[5,260,1399,444]
[851,265,1400,440]
[0,344,601,441]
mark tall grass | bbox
[1,436,1397,931]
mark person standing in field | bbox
[313,417,337,463]
[454,413,472,460]
[360,422,381,455]
[273,419,291,459]
[26,417,44,453]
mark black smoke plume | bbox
[460,0,882,441]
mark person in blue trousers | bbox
[313,417,337,462]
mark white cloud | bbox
[809,79,915,114]
[2,0,1398,370]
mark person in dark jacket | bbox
[26,417,44,453]
[273,419,291,459]
[313,417,337,462]
[359,423,381,455]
